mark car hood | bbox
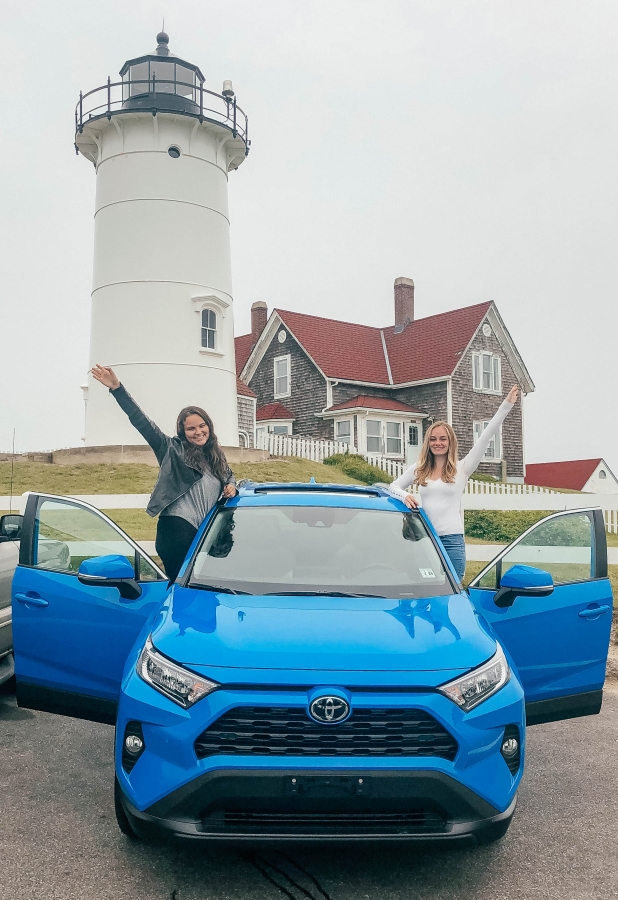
[149,587,496,676]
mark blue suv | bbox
[11,484,612,844]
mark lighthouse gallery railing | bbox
[75,77,249,153]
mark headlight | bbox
[437,644,510,712]
[138,636,219,708]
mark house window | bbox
[335,420,352,445]
[472,352,501,393]
[272,424,290,434]
[274,355,291,398]
[408,424,419,446]
[366,420,382,453]
[201,308,217,349]
[474,421,502,460]
[386,422,402,455]
[599,470,607,479]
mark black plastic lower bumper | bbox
[120,768,517,843]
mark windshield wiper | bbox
[264,590,386,598]
[193,583,250,595]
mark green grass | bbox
[0,458,358,497]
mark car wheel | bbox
[475,817,512,846]
[114,777,140,839]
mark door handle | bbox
[578,605,610,619]
[15,592,49,608]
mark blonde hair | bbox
[414,420,459,486]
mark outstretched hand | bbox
[506,384,519,405]
[91,364,120,390]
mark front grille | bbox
[219,809,447,833]
[194,706,458,760]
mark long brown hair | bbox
[176,406,230,484]
[414,420,459,486]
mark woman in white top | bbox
[389,385,519,581]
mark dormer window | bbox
[599,470,607,479]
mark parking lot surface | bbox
[1,686,617,900]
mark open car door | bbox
[468,508,613,725]
[12,493,169,724]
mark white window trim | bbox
[334,417,353,446]
[273,354,291,399]
[473,420,503,462]
[472,351,502,395]
[361,416,405,458]
[196,302,224,357]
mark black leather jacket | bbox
[110,384,234,517]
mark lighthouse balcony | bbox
[75,76,249,154]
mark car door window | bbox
[34,499,136,574]
[474,512,594,590]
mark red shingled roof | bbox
[236,376,256,398]
[525,459,602,491]
[235,302,492,385]
[256,402,295,421]
[384,302,492,384]
[235,333,253,377]
[325,395,424,414]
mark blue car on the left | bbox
[10,487,613,845]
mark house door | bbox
[406,421,422,467]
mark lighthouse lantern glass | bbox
[122,60,198,102]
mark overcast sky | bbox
[1,0,617,473]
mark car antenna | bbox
[9,428,15,514]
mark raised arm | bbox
[90,365,171,463]
[459,385,518,479]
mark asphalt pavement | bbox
[1,685,617,900]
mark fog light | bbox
[122,721,146,774]
[501,737,518,757]
[500,725,521,775]
[125,734,144,755]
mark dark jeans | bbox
[155,516,198,584]
[439,533,466,582]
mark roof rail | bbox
[248,482,383,497]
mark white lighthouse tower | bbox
[76,31,249,446]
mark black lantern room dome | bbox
[119,32,205,114]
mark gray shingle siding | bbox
[451,325,524,479]
[237,396,255,447]
[248,331,330,438]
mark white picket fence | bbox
[256,432,353,463]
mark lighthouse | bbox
[76,32,249,447]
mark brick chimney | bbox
[251,301,268,348]
[394,277,414,329]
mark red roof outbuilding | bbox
[524,459,602,491]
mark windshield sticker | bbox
[419,568,436,578]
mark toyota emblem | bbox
[309,695,350,724]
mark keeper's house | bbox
[236,278,534,482]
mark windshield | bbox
[189,505,453,597]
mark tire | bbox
[475,817,512,846]
[114,777,140,839]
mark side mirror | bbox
[78,554,142,601]
[494,565,554,608]
[0,514,23,542]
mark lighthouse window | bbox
[201,309,217,349]
[168,146,181,158]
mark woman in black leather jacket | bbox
[91,364,236,583]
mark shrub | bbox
[323,453,387,486]
[464,510,554,543]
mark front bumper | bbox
[119,768,518,842]
[116,668,525,842]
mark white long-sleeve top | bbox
[388,399,515,536]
